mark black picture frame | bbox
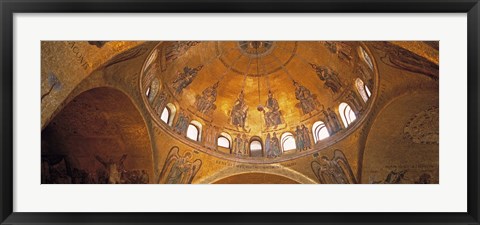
[1,0,479,224]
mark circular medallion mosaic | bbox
[238,41,275,58]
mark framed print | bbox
[1,0,479,224]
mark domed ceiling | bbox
[141,41,377,161]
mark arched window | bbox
[365,85,372,98]
[186,124,199,141]
[281,132,297,152]
[145,86,151,97]
[186,120,203,141]
[359,46,374,70]
[339,103,357,128]
[217,137,230,149]
[160,107,170,124]
[145,49,158,69]
[147,78,160,103]
[161,103,176,126]
[312,121,330,143]
[250,139,263,157]
[217,132,232,149]
[355,78,371,102]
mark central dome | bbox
[141,41,377,162]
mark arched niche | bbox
[360,91,439,184]
[41,87,154,184]
[217,132,232,152]
[213,173,300,184]
[249,136,263,157]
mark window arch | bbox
[145,49,158,69]
[160,107,170,124]
[355,78,371,102]
[186,120,203,141]
[147,78,160,103]
[249,137,263,157]
[145,86,151,97]
[186,124,199,141]
[281,132,297,152]
[339,103,357,128]
[312,121,330,143]
[365,85,372,98]
[359,46,374,70]
[161,103,176,126]
[217,132,232,149]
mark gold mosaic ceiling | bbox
[141,41,376,137]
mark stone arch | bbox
[196,166,317,184]
[213,173,300,184]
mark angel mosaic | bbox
[311,150,357,184]
[162,41,201,70]
[171,65,203,95]
[370,42,438,80]
[158,147,202,184]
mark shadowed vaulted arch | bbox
[41,87,154,184]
